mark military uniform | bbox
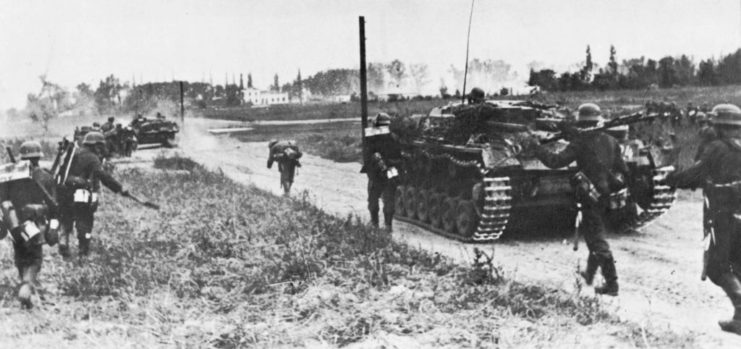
[667,103,741,334]
[0,141,59,308]
[532,103,628,296]
[267,140,302,195]
[362,113,402,229]
[101,118,115,133]
[58,133,126,257]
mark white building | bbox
[243,87,289,106]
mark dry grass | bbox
[0,155,698,348]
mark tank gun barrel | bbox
[541,111,655,144]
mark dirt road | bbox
[146,118,741,347]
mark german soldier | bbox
[468,87,486,104]
[666,104,741,335]
[361,113,402,230]
[0,141,59,308]
[267,139,302,195]
[57,132,129,258]
[526,103,628,296]
[101,117,115,133]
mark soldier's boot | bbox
[717,274,741,335]
[580,253,599,286]
[383,211,394,232]
[18,282,32,309]
[595,258,619,296]
[369,210,379,228]
[58,226,71,258]
[78,238,91,257]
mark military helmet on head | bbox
[576,103,604,123]
[82,131,106,145]
[469,87,485,102]
[710,104,741,126]
[19,141,43,159]
[374,112,391,127]
[268,139,278,149]
[108,117,114,122]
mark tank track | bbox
[394,178,512,243]
[395,158,675,243]
[395,147,513,243]
[633,166,677,228]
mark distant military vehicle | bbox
[392,100,676,242]
[130,116,179,148]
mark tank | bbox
[392,99,677,243]
[131,118,179,147]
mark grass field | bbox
[0,155,694,347]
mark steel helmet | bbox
[469,87,485,102]
[19,141,43,159]
[268,139,278,149]
[710,104,741,126]
[375,112,391,126]
[82,131,106,145]
[576,103,605,123]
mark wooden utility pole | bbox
[359,16,369,165]
[179,81,185,124]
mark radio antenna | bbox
[461,0,475,104]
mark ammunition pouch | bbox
[607,188,629,210]
[572,171,601,206]
[63,175,89,190]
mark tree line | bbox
[528,45,741,92]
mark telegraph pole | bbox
[359,16,369,165]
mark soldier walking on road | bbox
[267,139,302,196]
[666,104,741,335]
[57,132,129,258]
[525,103,629,296]
[0,141,59,308]
[361,113,402,231]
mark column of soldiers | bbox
[0,132,130,309]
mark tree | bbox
[94,74,123,114]
[26,75,69,134]
[658,56,677,88]
[295,69,303,102]
[527,69,558,91]
[608,45,618,77]
[579,45,593,83]
[697,59,717,86]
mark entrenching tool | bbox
[124,192,160,210]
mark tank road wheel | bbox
[404,187,418,220]
[441,197,458,235]
[395,185,407,217]
[427,192,444,228]
[416,189,430,223]
[456,200,478,238]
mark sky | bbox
[0,0,739,110]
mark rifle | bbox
[540,111,655,145]
[51,138,71,177]
[57,141,78,185]
[124,192,160,210]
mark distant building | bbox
[242,87,289,106]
